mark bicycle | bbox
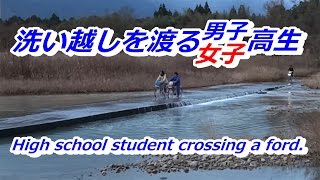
[154,82,167,99]
[288,71,293,85]
[166,82,183,99]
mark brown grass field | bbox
[0,52,318,95]
[303,72,320,89]
[295,112,320,154]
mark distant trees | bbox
[154,4,172,17]
[153,1,212,17]
[227,5,250,19]
[229,6,237,19]
[25,15,42,24]
[5,16,23,25]
[194,2,211,14]
[47,13,61,27]
[238,5,249,19]
[204,2,212,14]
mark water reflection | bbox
[0,83,319,180]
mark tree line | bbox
[0,0,319,61]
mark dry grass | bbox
[0,52,318,95]
[295,112,320,153]
[303,73,320,89]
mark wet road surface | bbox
[0,82,285,132]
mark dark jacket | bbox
[170,75,181,87]
[288,67,294,75]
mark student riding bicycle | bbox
[288,65,294,84]
[169,72,181,97]
[155,70,168,93]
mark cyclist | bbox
[155,70,168,94]
[288,65,294,84]
[169,72,181,98]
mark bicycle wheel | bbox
[179,88,183,97]
[154,87,160,98]
[167,88,174,99]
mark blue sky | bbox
[1,0,298,20]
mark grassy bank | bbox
[0,52,318,95]
[297,112,320,154]
[303,73,320,89]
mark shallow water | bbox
[0,82,319,180]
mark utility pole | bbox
[0,0,4,20]
[0,0,6,20]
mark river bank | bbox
[100,153,318,175]
[303,72,320,89]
